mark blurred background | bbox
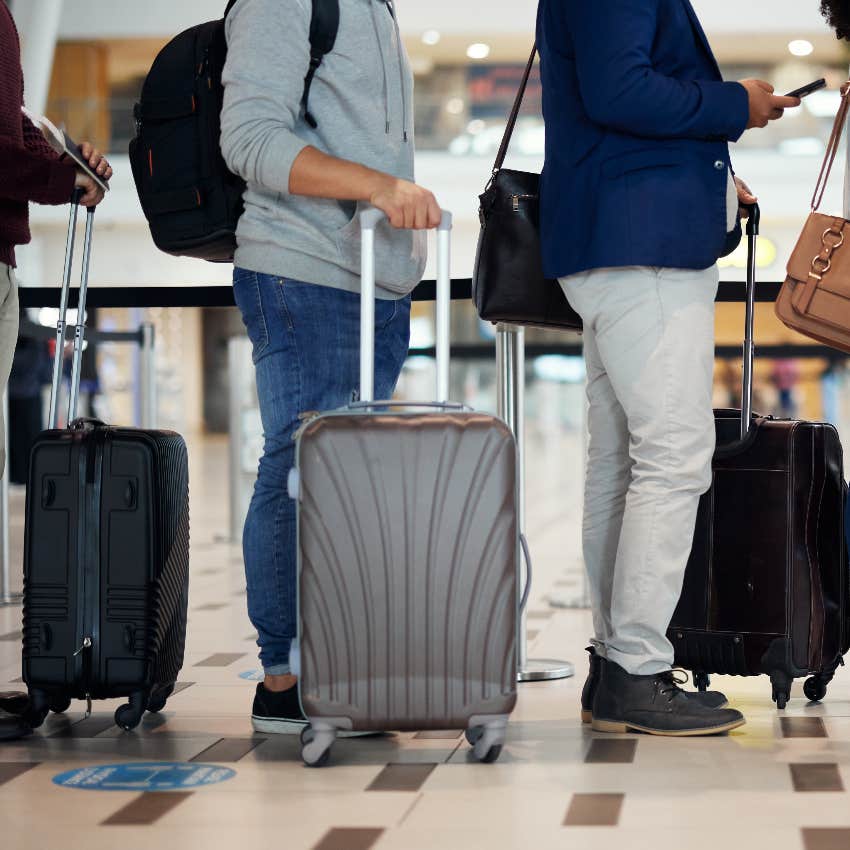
[4,0,850,588]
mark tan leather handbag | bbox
[776,85,850,352]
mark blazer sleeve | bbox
[564,0,749,142]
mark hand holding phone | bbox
[785,78,827,99]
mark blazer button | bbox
[714,160,726,170]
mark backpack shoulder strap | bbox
[302,0,340,127]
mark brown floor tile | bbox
[802,828,850,850]
[190,737,266,762]
[526,610,554,620]
[585,739,637,764]
[0,763,38,786]
[0,631,21,642]
[564,793,624,827]
[790,763,844,792]
[171,682,196,696]
[101,792,194,826]
[194,653,246,667]
[194,603,229,612]
[526,630,540,642]
[312,828,385,850]
[782,718,828,738]
[367,763,437,792]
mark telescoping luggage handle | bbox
[359,207,453,404]
[741,202,760,440]
[49,188,95,430]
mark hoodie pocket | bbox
[335,202,427,295]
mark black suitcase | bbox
[668,204,850,709]
[22,195,190,731]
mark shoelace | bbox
[658,669,690,702]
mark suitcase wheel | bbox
[693,672,711,693]
[26,690,50,729]
[301,725,335,768]
[803,675,829,704]
[49,696,71,715]
[467,722,507,764]
[770,671,792,711]
[146,684,175,714]
[115,692,147,731]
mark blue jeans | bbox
[233,269,411,674]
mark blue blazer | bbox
[536,0,751,279]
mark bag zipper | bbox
[511,193,537,211]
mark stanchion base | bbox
[0,593,23,607]
[518,658,575,683]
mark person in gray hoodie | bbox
[221,0,440,734]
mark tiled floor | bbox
[2,434,850,850]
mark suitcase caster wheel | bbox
[26,691,49,728]
[465,726,484,746]
[476,744,502,764]
[301,725,336,767]
[804,676,828,703]
[770,671,792,711]
[147,684,174,714]
[694,672,710,693]
[115,704,142,731]
[471,724,506,764]
[49,696,71,714]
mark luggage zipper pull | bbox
[85,693,92,719]
[73,636,92,657]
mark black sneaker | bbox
[0,707,31,742]
[591,660,745,737]
[250,683,379,737]
[0,692,30,717]
[251,683,308,735]
[581,650,729,724]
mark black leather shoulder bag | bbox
[472,46,583,332]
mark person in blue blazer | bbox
[537,0,799,737]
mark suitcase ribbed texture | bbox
[298,412,518,731]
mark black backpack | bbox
[130,0,340,263]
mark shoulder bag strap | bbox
[812,83,850,211]
[488,45,538,185]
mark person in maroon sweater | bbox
[0,2,111,482]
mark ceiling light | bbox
[421,30,441,46]
[446,98,465,115]
[467,43,491,60]
[788,39,814,57]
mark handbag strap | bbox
[488,45,538,183]
[812,83,850,211]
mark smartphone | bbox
[785,78,827,99]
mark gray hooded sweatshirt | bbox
[221,0,426,299]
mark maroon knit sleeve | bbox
[0,5,77,205]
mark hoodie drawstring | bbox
[371,0,408,142]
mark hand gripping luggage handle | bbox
[360,208,453,403]
[740,202,760,439]
[49,188,95,429]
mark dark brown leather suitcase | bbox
[289,210,518,767]
[668,205,850,708]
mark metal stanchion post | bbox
[1,389,20,606]
[496,323,573,683]
[140,322,157,429]
[228,337,243,544]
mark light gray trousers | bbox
[0,263,20,478]
[560,266,719,675]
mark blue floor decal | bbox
[53,762,236,791]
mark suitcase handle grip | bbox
[69,417,107,431]
[360,207,453,405]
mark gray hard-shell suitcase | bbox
[288,208,519,766]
